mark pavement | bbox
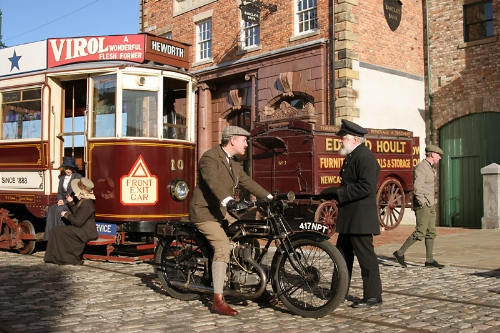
[1,226,500,332]
[373,226,500,271]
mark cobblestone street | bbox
[1,239,500,333]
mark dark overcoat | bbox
[44,198,98,265]
[336,143,381,235]
[189,145,270,223]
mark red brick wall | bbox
[427,0,500,131]
[143,0,333,70]
[352,0,424,76]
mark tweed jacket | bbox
[64,199,98,242]
[57,172,82,203]
[412,159,436,209]
[335,143,381,235]
[189,145,270,223]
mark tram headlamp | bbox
[136,76,146,86]
[170,179,189,201]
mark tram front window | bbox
[93,75,117,138]
[122,90,157,138]
[163,79,187,140]
[1,89,42,140]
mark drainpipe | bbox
[330,0,336,125]
[141,0,145,33]
[425,0,433,143]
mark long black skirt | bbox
[44,225,85,265]
[43,203,69,241]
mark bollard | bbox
[481,163,500,229]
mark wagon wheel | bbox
[17,220,36,255]
[314,201,338,237]
[377,178,406,230]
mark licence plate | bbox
[298,222,329,235]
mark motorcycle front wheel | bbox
[155,229,212,301]
[272,238,349,318]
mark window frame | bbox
[1,87,42,141]
[295,0,319,36]
[241,19,260,50]
[463,0,494,42]
[196,19,212,62]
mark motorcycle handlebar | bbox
[230,191,295,212]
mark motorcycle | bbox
[154,192,349,318]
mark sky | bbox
[0,0,139,47]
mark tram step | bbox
[87,236,116,246]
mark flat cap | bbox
[336,119,368,137]
[222,126,250,138]
[425,144,444,155]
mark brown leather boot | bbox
[212,294,238,316]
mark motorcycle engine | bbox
[231,270,261,289]
[230,242,262,290]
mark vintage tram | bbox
[251,119,420,236]
[0,34,196,261]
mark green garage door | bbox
[440,112,500,228]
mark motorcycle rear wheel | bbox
[272,238,349,318]
[155,229,212,301]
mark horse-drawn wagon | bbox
[251,119,419,236]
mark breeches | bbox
[412,205,436,241]
[194,212,236,263]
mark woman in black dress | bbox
[44,177,98,265]
[43,157,82,241]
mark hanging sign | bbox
[241,3,260,24]
[383,0,403,32]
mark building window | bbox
[162,32,172,39]
[228,110,250,131]
[242,20,260,49]
[1,88,42,140]
[464,1,494,42]
[296,0,318,34]
[197,19,212,61]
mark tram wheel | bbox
[18,220,36,255]
[314,201,338,237]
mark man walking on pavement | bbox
[320,119,383,308]
[394,144,445,269]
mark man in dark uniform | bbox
[189,126,273,316]
[393,144,445,268]
[320,119,383,308]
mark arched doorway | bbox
[439,112,500,228]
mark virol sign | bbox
[48,35,145,67]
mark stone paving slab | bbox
[1,249,500,333]
[375,229,500,270]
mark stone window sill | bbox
[192,59,213,67]
[236,45,262,55]
[290,30,320,42]
[458,36,497,49]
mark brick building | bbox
[426,0,500,228]
[141,0,426,154]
